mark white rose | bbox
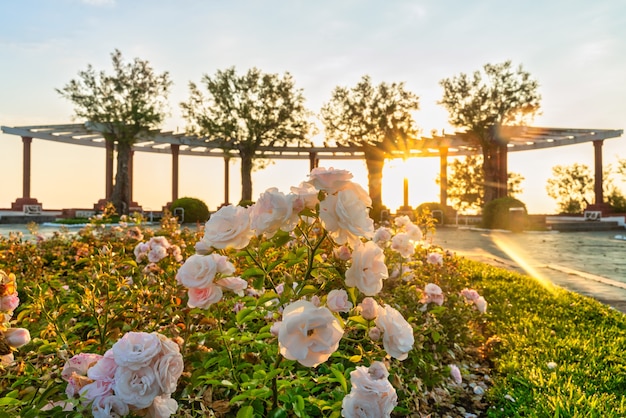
[249,188,299,237]
[390,233,415,258]
[426,252,443,265]
[113,365,160,409]
[319,185,374,247]
[154,352,184,394]
[345,241,388,296]
[79,379,113,403]
[307,167,354,194]
[148,245,168,263]
[216,276,248,296]
[475,296,488,313]
[147,394,178,418]
[290,181,320,210]
[111,332,161,371]
[350,362,394,395]
[373,227,392,246]
[278,300,343,367]
[394,215,411,228]
[199,205,253,250]
[187,285,223,309]
[341,388,397,418]
[375,304,414,360]
[91,394,129,418]
[359,297,379,320]
[326,289,353,313]
[176,254,235,289]
[422,283,444,306]
[404,223,423,241]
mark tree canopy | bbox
[320,75,420,217]
[546,163,594,214]
[57,49,172,214]
[439,61,541,204]
[181,67,314,203]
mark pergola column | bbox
[11,136,40,210]
[171,144,179,202]
[223,156,231,207]
[439,147,448,206]
[593,140,604,205]
[309,152,319,172]
[105,138,114,199]
[498,143,508,199]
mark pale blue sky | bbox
[1,0,625,213]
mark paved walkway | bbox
[430,227,626,313]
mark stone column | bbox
[593,140,604,205]
[105,138,114,199]
[171,144,179,203]
[309,152,318,171]
[439,147,448,206]
[224,156,231,207]
[11,136,40,210]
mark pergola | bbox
[1,123,623,213]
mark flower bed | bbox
[2,168,496,417]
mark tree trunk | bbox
[240,152,254,203]
[364,148,386,220]
[110,141,132,215]
[482,146,499,205]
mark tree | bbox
[320,75,420,218]
[445,154,524,212]
[181,67,314,202]
[546,163,594,214]
[439,61,541,205]
[57,49,171,215]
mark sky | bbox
[0,0,625,215]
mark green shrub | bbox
[482,196,527,231]
[170,196,210,224]
[416,202,455,225]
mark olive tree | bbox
[57,49,172,214]
[439,61,541,204]
[546,163,594,214]
[445,155,524,212]
[321,75,420,218]
[181,67,314,202]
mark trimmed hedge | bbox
[170,197,210,224]
[482,197,527,231]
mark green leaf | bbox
[330,365,348,393]
[0,397,21,406]
[242,267,266,279]
[236,405,255,418]
[268,408,288,418]
[236,307,257,324]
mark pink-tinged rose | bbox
[368,327,381,341]
[341,362,397,418]
[276,283,285,295]
[310,295,321,307]
[333,245,352,261]
[194,239,212,255]
[0,293,19,312]
[373,227,392,246]
[4,328,30,348]
[169,245,183,262]
[390,233,414,258]
[176,254,235,289]
[233,301,245,313]
[326,289,353,313]
[319,185,374,247]
[270,321,281,337]
[199,205,253,250]
[475,296,488,313]
[87,350,116,381]
[290,181,320,210]
[157,333,182,356]
[111,332,161,371]
[421,283,444,306]
[278,300,343,367]
[91,395,129,418]
[360,297,379,320]
[426,252,443,265]
[350,362,392,394]
[345,241,388,296]
[187,285,223,309]
[133,242,150,262]
[79,379,113,403]
[61,352,100,398]
[449,364,462,384]
[216,276,248,296]
[375,304,414,360]
[403,223,422,242]
[148,245,168,263]
[113,365,160,409]
[147,394,178,418]
[249,188,299,238]
[461,288,481,302]
[154,352,185,394]
[307,167,354,194]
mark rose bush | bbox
[0,167,492,417]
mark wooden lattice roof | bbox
[1,123,623,159]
